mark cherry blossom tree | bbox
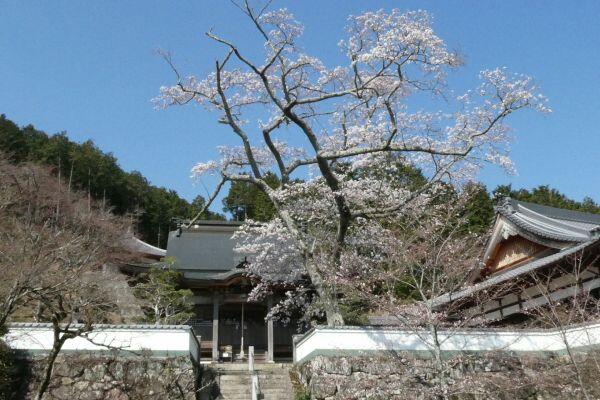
[333,192,492,396]
[155,2,549,326]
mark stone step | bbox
[260,377,293,383]
[217,375,251,382]
[210,363,294,400]
[260,392,294,400]
[213,362,292,372]
[218,386,251,392]
[260,383,294,388]
[219,391,251,394]
[260,384,294,390]
[218,388,252,393]
[258,376,290,381]
[217,371,287,378]
[218,392,252,398]
[258,377,292,383]
[217,387,294,399]
[219,391,252,396]
[218,380,251,386]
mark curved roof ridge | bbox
[495,197,596,242]
[123,235,167,257]
[506,198,600,225]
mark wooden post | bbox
[212,297,219,362]
[267,297,274,363]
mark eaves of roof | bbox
[124,236,167,257]
[431,238,600,308]
[180,269,246,284]
[495,198,598,242]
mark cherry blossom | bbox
[157,4,548,326]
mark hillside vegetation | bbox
[1,114,597,249]
[0,115,223,248]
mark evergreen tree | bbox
[222,172,280,221]
[0,114,226,248]
[463,183,495,234]
[493,184,600,214]
[189,195,226,221]
[133,261,194,325]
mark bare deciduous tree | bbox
[0,152,130,399]
[332,192,493,397]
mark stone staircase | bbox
[213,363,295,400]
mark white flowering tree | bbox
[156,2,548,326]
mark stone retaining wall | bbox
[11,353,199,400]
[295,352,600,399]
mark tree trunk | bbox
[561,329,591,400]
[323,299,344,326]
[428,323,449,400]
[35,327,68,400]
[267,195,345,326]
[305,260,344,326]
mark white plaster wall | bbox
[294,323,600,363]
[4,325,200,363]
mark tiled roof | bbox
[122,262,247,284]
[180,268,245,283]
[496,198,600,242]
[180,220,245,228]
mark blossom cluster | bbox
[157,6,549,323]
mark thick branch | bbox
[214,60,263,179]
[186,176,227,227]
[262,116,289,183]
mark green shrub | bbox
[339,295,370,326]
[294,388,311,400]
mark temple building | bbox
[433,197,600,323]
[123,220,298,363]
[122,197,600,359]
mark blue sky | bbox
[1,0,599,208]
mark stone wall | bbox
[295,352,600,400]
[11,352,199,400]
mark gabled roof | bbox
[495,197,600,243]
[431,198,600,310]
[166,222,243,272]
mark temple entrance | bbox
[190,299,296,362]
[218,302,267,359]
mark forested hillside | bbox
[1,114,597,249]
[493,184,600,214]
[0,115,223,248]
